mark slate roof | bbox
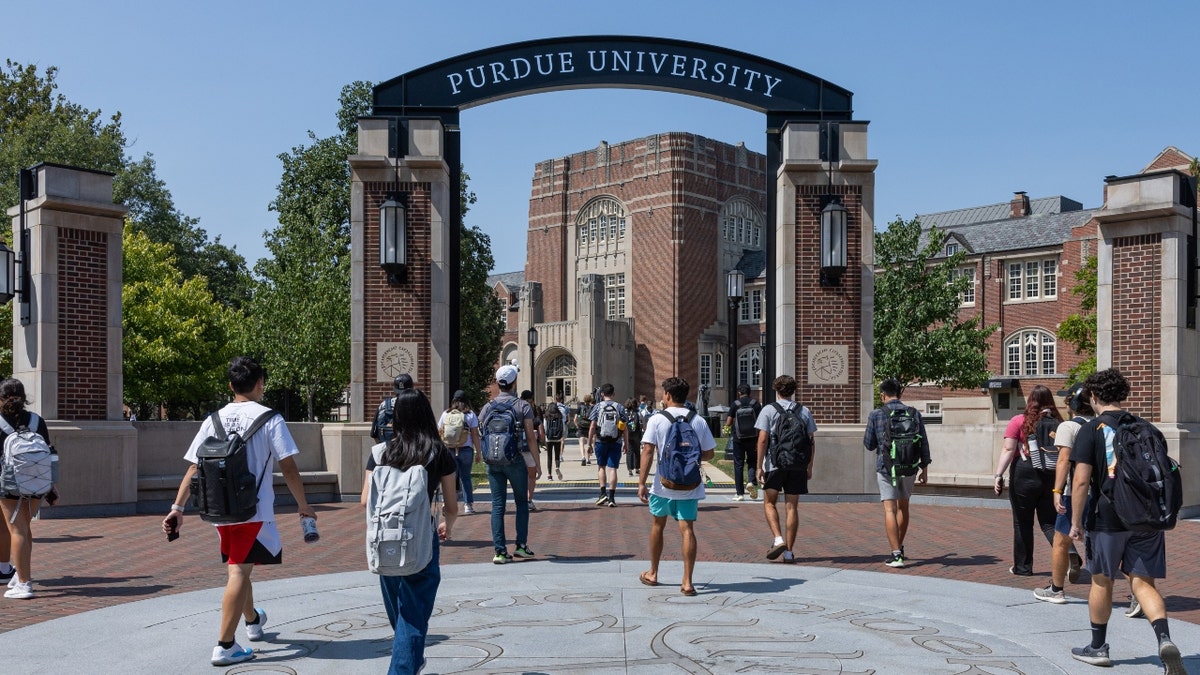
[736,249,766,281]
[918,196,1083,230]
[918,208,1096,257]
[487,271,525,293]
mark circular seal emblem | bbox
[379,343,417,379]
[810,346,847,384]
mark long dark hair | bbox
[383,388,444,470]
[1021,385,1063,439]
[0,378,28,419]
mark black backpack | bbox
[768,402,812,471]
[734,398,760,441]
[544,404,565,441]
[880,405,923,485]
[1028,411,1059,471]
[1101,412,1183,532]
[190,410,280,523]
[371,397,396,443]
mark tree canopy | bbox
[873,215,996,389]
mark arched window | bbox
[738,346,762,389]
[576,197,627,253]
[1005,330,1056,376]
[719,198,764,249]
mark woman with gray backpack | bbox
[0,377,56,600]
[362,387,458,674]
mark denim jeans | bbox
[379,534,440,675]
[731,437,758,495]
[453,448,475,506]
[487,460,529,552]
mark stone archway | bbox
[351,36,874,429]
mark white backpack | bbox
[0,413,55,499]
[442,410,468,448]
[365,444,435,576]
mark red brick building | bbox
[490,132,768,408]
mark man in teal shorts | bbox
[637,377,716,596]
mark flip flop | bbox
[639,572,659,587]
[680,586,698,596]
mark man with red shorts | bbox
[162,356,316,667]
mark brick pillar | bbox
[778,122,877,425]
[351,119,451,422]
[7,164,127,420]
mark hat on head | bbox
[451,389,466,402]
[393,373,414,394]
[495,364,519,387]
[1066,383,1087,412]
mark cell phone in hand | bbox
[167,530,180,542]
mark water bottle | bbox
[301,516,319,543]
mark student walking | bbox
[479,365,538,564]
[588,384,630,507]
[637,377,716,596]
[576,394,595,465]
[1068,369,1185,673]
[863,378,930,568]
[371,374,414,445]
[725,383,762,500]
[1033,383,1089,604]
[623,397,643,478]
[162,357,316,667]
[994,385,1062,576]
[438,390,481,515]
[0,377,57,600]
[365,387,458,675]
[542,395,569,481]
[755,375,816,564]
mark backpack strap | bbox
[0,411,40,437]
[0,414,14,436]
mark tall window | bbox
[605,273,626,319]
[740,288,763,323]
[720,199,764,249]
[714,352,724,388]
[577,197,627,251]
[1007,257,1058,301]
[738,347,762,389]
[1005,330,1056,376]
[952,267,976,305]
[699,354,712,388]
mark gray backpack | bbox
[0,413,56,521]
[365,444,435,576]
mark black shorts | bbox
[762,469,808,495]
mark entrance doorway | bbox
[543,353,577,404]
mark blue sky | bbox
[6,1,1196,275]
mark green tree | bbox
[123,225,242,419]
[1056,255,1098,384]
[249,83,371,421]
[458,168,504,409]
[873,216,997,389]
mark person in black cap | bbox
[438,389,482,515]
[370,374,414,444]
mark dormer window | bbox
[946,242,960,256]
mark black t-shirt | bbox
[0,410,51,444]
[366,444,457,501]
[1069,410,1123,531]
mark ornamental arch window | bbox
[576,197,627,254]
[720,198,764,249]
[1004,329,1056,377]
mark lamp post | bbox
[527,326,539,398]
[379,192,408,285]
[726,269,744,407]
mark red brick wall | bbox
[1111,233,1161,419]
[525,133,766,399]
[362,181,432,419]
[795,185,863,423]
[57,228,108,420]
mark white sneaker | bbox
[4,580,32,599]
[463,504,475,515]
[6,574,17,589]
[245,608,267,641]
[731,494,745,501]
[211,643,254,666]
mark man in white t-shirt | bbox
[1033,383,1091,604]
[755,375,817,564]
[162,356,316,668]
[637,377,716,596]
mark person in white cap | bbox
[477,365,539,564]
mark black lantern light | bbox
[726,269,745,407]
[527,326,539,393]
[820,197,847,286]
[379,192,408,285]
[0,241,14,305]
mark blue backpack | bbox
[656,410,702,490]
[480,399,521,465]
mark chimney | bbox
[1009,191,1031,218]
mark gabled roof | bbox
[918,196,1083,231]
[1141,146,1195,174]
[487,271,525,293]
[919,208,1096,257]
[736,249,766,281]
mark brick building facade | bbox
[490,132,769,408]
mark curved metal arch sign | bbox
[374,35,852,117]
